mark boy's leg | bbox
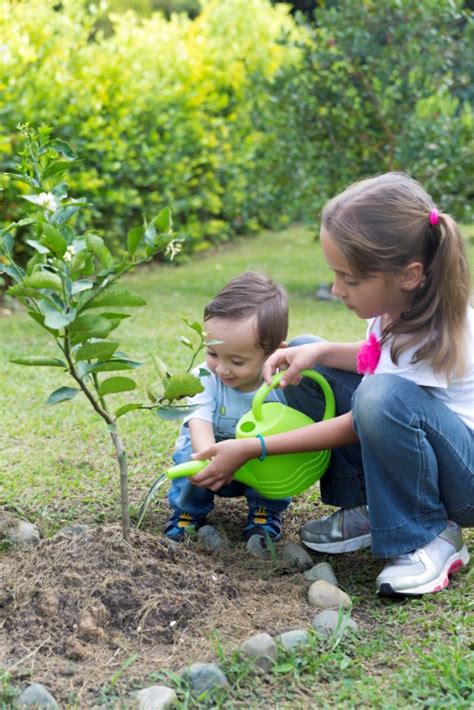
[166,447,215,540]
[244,489,291,542]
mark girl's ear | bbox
[399,261,424,291]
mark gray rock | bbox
[276,629,311,651]
[308,580,352,610]
[197,525,224,553]
[187,662,228,693]
[246,534,268,557]
[240,632,278,672]
[18,683,58,707]
[56,524,88,536]
[303,561,339,587]
[7,520,40,547]
[281,542,313,570]
[136,684,178,709]
[312,609,358,639]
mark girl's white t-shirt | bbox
[366,306,474,431]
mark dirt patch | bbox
[0,517,321,706]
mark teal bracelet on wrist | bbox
[256,433,266,461]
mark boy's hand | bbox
[191,438,257,491]
[262,343,323,387]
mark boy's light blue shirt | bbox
[174,363,287,453]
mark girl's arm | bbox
[190,412,357,491]
[188,418,216,452]
[263,341,362,386]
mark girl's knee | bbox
[353,374,409,430]
[287,334,324,348]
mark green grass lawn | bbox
[1,224,473,707]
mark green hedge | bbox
[0,0,472,268]
[0,0,303,257]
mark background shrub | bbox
[0,0,472,270]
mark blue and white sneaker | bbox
[244,506,283,542]
[164,511,206,542]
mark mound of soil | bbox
[0,522,316,705]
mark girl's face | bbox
[204,316,269,392]
[320,228,413,322]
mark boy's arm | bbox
[188,418,216,452]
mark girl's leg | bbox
[352,373,474,558]
[283,335,365,507]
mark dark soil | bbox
[1,508,348,706]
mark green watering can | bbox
[166,369,336,499]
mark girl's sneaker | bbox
[244,506,283,542]
[376,521,470,597]
[299,505,371,553]
[164,511,206,541]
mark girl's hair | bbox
[322,172,471,378]
[204,271,288,355]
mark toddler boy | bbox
[165,271,291,542]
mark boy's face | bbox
[204,316,268,392]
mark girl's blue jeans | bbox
[168,443,291,517]
[284,335,474,558]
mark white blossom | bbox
[165,239,182,260]
[63,245,76,263]
[37,192,59,212]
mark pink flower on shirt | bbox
[357,333,381,375]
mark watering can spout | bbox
[166,369,335,499]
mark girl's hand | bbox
[190,439,256,491]
[262,343,325,387]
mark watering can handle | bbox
[252,369,335,422]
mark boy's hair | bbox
[204,271,288,354]
[322,172,471,378]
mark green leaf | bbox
[0,264,24,281]
[177,335,193,350]
[85,234,114,268]
[25,239,50,255]
[69,314,114,341]
[11,356,67,367]
[115,403,143,418]
[24,271,63,292]
[83,286,146,310]
[41,302,76,330]
[42,224,67,257]
[154,404,200,420]
[98,376,137,396]
[47,139,77,160]
[127,225,144,256]
[2,233,14,254]
[85,358,142,374]
[153,206,173,233]
[75,341,119,362]
[182,318,204,336]
[152,354,171,385]
[46,387,80,405]
[71,279,94,296]
[163,374,204,402]
[27,309,60,336]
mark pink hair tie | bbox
[429,209,439,226]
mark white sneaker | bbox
[376,521,470,597]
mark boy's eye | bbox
[206,350,217,358]
[231,360,245,366]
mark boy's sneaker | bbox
[164,511,206,542]
[299,505,371,553]
[376,521,470,597]
[244,506,283,542]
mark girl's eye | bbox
[345,279,359,286]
